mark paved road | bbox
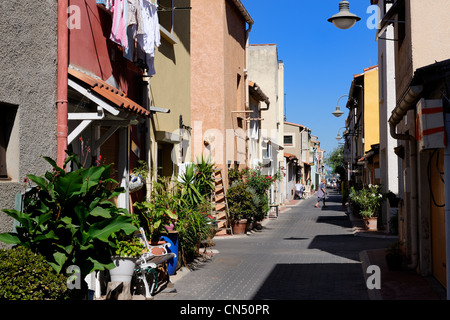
[155,190,393,300]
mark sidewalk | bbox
[164,196,447,300]
[349,211,447,300]
[281,198,447,300]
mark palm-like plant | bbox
[179,164,203,208]
[195,155,215,199]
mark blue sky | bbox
[241,0,378,163]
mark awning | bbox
[249,80,270,108]
[284,152,298,161]
[68,67,151,117]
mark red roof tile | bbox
[68,68,150,117]
[284,152,298,160]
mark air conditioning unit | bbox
[416,99,445,152]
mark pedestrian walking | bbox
[315,179,327,208]
[295,180,304,199]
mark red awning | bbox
[68,68,150,117]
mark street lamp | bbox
[336,127,348,141]
[332,95,349,118]
[328,0,361,30]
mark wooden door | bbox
[430,149,446,288]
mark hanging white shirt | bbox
[135,0,160,75]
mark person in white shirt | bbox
[295,180,304,200]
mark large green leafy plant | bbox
[0,153,137,278]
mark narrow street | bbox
[155,191,393,300]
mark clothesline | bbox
[97,0,161,76]
[157,5,191,11]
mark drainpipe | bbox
[442,78,450,299]
[388,85,423,271]
[445,107,450,300]
[56,0,69,168]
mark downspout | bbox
[443,80,450,300]
[388,85,423,271]
[244,15,253,168]
[56,0,69,168]
[445,103,450,300]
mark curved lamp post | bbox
[328,0,361,30]
[332,95,349,118]
[336,127,348,141]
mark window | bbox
[158,0,173,33]
[263,142,272,159]
[158,0,178,44]
[284,135,293,146]
[396,1,406,47]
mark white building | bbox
[373,0,399,231]
[247,44,285,205]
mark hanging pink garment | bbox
[110,0,129,50]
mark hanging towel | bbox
[135,0,160,75]
[110,0,129,51]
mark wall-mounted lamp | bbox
[332,95,350,117]
[179,115,192,131]
[328,0,361,30]
[336,127,348,141]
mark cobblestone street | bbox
[155,191,393,300]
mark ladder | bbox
[211,168,232,235]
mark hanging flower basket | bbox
[129,174,144,193]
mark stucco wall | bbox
[191,0,248,180]
[0,0,58,246]
[248,45,280,138]
[410,0,450,72]
[363,67,379,153]
[283,123,301,160]
[224,0,248,167]
[191,0,226,165]
[151,0,191,171]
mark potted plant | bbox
[350,184,385,231]
[110,238,145,283]
[226,182,255,234]
[134,201,178,244]
[385,241,404,271]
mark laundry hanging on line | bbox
[98,0,161,76]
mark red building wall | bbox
[68,0,142,102]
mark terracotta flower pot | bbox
[363,217,378,231]
[231,219,247,235]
